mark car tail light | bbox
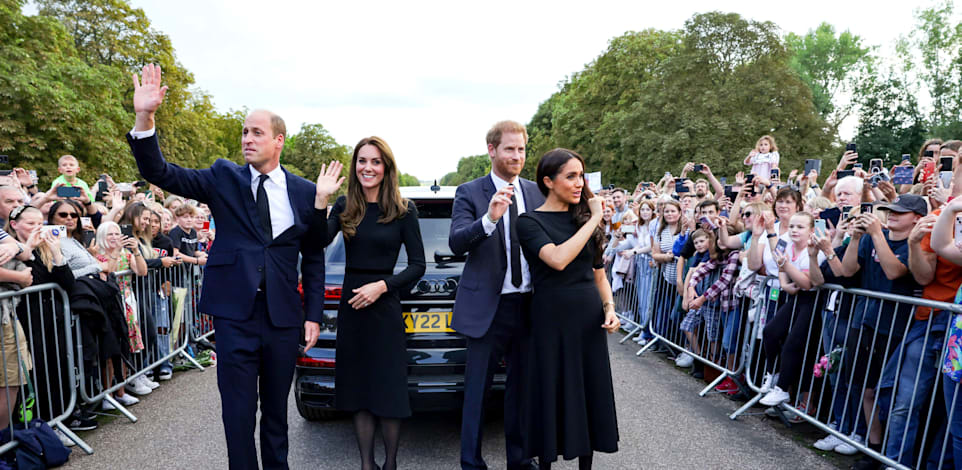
[297,357,336,368]
[325,285,342,300]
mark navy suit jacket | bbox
[126,133,325,328]
[448,175,545,338]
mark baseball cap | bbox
[876,194,928,216]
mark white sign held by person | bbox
[586,172,602,193]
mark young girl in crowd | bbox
[743,135,780,179]
[626,201,657,344]
[680,229,720,364]
[685,225,743,391]
[759,212,826,415]
[650,199,683,343]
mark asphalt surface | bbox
[62,334,843,469]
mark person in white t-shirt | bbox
[743,135,780,179]
[758,212,826,415]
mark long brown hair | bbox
[657,199,683,236]
[340,136,409,240]
[535,148,605,254]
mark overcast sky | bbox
[126,0,923,181]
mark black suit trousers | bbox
[214,290,300,470]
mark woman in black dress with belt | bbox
[314,137,425,470]
[516,148,620,470]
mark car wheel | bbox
[296,398,340,421]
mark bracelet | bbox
[767,233,777,238]
[603,301,615,311]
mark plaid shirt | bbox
[689,250,741,312]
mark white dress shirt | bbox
[481,172,532,294]
[130,127,295,239]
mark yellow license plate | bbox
[403,312,454,333]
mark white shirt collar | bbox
[251,165,287,188]
[490,172,519,190]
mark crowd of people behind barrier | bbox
[604,135,962,470]
[0,154,214,457]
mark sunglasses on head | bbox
[56,212,78,219]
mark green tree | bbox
[440,154,490,186]
[36,0,237,175]
[399,173,420,186]
[282,123,352,183]
[531,12,833,187]
[853,70,927,166]
[899,0,962,137]
[525,29,684,182]
[785,22,874,139]
[0,0,131,182]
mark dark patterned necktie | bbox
[509,191,521,287]
[256,174,272,240]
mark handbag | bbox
[0,356,71,468]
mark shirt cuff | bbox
[129,127,156,139]
[481,213,497,236]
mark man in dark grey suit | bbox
[449,121,544,470]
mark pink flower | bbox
[819,356,829,366]
[813,364,823,378]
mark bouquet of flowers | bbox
[814,346,845,379]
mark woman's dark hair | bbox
[536,148,605,255]
[48,199,85,244]
[774,186,803,212]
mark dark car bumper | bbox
[295,368,506,413]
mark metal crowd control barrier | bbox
[630,260,757,397]
[75,264,206,425]
[0,283,91,455]
[611,252,962,470]
[729,281,960,470]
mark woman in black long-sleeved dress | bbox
[516,149,620,470]
[314,136,425,470]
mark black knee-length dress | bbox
[322,196,425,418]
[516,210,619,462]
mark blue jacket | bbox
[448,175,544,338]
[126,133,326,328]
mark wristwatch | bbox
[826,252,836,261]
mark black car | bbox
[295,186,506,420]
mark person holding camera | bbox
[7,205,78,440]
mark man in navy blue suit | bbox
[449,121,544,470]
[126,64,325,470]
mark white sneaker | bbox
[634,336,648,345]
[813,433,844,451]
[158,369,173,381]
[140,375,160,390]
[125,378,152,396]
[760,386,790,406]
[675,353,694,368]
[834,434,862,455]
[54,429,76,447]
[114,393,140,406]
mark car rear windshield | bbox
[325,199,452,264]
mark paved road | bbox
[63,335,841,469]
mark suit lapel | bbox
[240,165,269,244]
[482,176,507,258]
